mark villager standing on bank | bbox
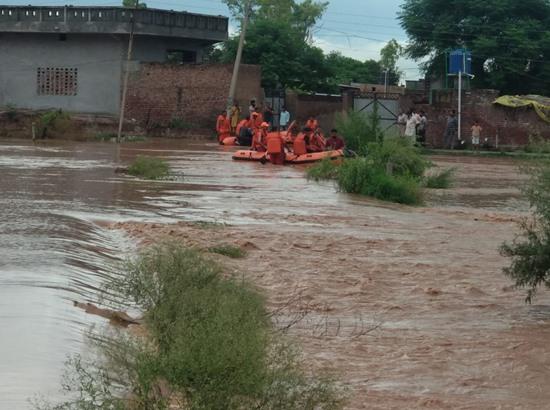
[263,104,274,131]
[471,120,483,151]
[405,110,419,143]
[397,111,408,136]
[417,111,427,146]
[216,110,231,144]
[279,106,290,131]
[444,110,458,149]
[249,100,256,116]
[230,103,240,135]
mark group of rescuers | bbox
[216,100,345,165]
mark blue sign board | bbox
[448,49,472,75]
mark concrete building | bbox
[0,5,228,115]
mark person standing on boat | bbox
[279,107,290,131]
[252,108,264,129]
[230,103,241,135]
[266,123,286,165]
[325,129,345,150]
[263,104,274,131]
[251,122,268,152]
[216,110,231,144]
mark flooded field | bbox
[1,138,549,409]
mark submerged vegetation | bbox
[36,244,344,409]
[127,156,170,180]
[501,160,550,303]
[208,244,247,259]
[424,168,455,189]
[308,112,432,205]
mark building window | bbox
[37,67,78,96]
[166,49,196,64]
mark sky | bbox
[1,0,422,80]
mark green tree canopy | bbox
[399,0,550,95]
[122,0,147,8]
[325,52,383,88]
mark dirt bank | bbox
[105,153,550,409]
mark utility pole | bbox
[227,0,251,108]
[117,0,138,143]
[384,69,388,97]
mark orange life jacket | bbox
[293,134,307,156]
[266,133,283,154]
[217,115,230,133]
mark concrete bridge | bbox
[0,5,228,42]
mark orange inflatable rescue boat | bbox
[232,149,344,164]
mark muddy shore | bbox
[109,156,550,409]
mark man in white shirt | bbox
[279,107,290,131]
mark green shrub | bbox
[338,158,423,205]
[94,132,117,141]
[424,168,455,189]
[306,157,341,181]
[501,160,550,302]
[5,103,17,121]
[336,108,383,156]
[524,135,550,154]
[168,117,194,130]
[208,244,247,259]
[367,137,429,179]
[127,156,169,180]
[37,110,71,138]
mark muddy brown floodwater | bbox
[1,138,549,409]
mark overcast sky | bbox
[2,0,422,80]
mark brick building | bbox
[0,5,228,115]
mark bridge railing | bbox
[0,6,228,33]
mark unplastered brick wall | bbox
[125,63,262,129]
[401,89,550,148]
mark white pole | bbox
[458,70,462,143]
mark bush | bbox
[424,168,455,189]
[38,245,345,409]
[501,160,550,302]
[336,108,383,156]
[127,156,169,180]
[367,137,429,179]
[208,244,247,259]
[524,135,550,154]
[306,157,341,181]
[36,110,72,138]
[168,117,194,130]
[338,158,423,205]
[5,103,17,121]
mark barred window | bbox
[37,67,78,96]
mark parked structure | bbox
[0,6,228,115]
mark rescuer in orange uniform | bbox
[265,125,286,165]
[216,110,231,144]
[251,122,268,152]
[292,128,309,156]
[308,129,326,152]
[305,116,319,131]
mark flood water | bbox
[0,138,543,409]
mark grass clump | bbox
[208,244,247,259]
[525,135,550,154]
[38,244,344,409]
[501,160,550,303]
[127,156,169,180]
[306,157,341,181]
[424,168,455,189]
[38,110,71,138]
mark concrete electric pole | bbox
[227,0,252,109]
[117,0,138,143]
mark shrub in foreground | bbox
[424,168,455,189]
[501,160,550,302]
[38,245,344,409]
[127,156,169,180]
[306,157,341,181]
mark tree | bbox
[399,0,550,95]
[379,39,403,85]
[324,52,383,90]
[122,0,147,8]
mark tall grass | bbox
[501,160,550,303]
[424,168,455,189]
[127,156,170,180]
[336,107,383,156]
[36,244,345,409]
[524,135,550,154]
[306,157,340,181]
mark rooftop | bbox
[0,5,228,42]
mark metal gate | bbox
[264,90,286,128]
[353,93,400,134]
